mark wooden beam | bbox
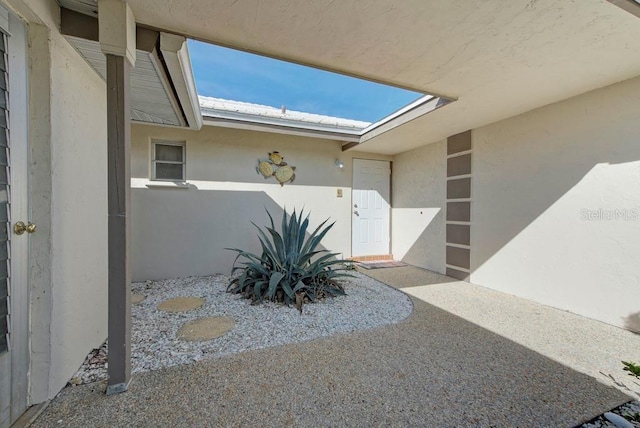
[60,8,98,41]
[61,7,158,53]
[342,141,360,151]
[105,53,132,395]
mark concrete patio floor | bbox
[364,266,640,402]
[32,267,639,427]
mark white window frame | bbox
[151,140,186,181]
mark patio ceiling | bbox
[67,35,184,126]
[60,0,640,154]
[59,6,202,130]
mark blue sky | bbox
[188,40,423,123]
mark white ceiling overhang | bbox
[59,0,640,154]
[60,6,202,130]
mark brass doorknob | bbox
[13,221,36,235]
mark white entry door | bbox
[352,159,390,257]
[0,7,29,428]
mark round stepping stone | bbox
[131,294,146,305]
[177,316,235,342]
[157,297,205,313]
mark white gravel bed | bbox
[580,400,640,428]
[69,271,412,386]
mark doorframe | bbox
[4,5,30,425]
[351,158,392,258]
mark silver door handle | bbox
[354,210,359,216]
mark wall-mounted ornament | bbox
[256,151,296,186]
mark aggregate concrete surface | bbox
[33,267,635,427]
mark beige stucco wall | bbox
[472,75,640,333]
[131,124,391,280]
[11,0,109,401]
[391,140,447,273]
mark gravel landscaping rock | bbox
[581,401,640,428]
[38,266,631,427]
[69,271,412,385]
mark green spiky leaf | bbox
[226,208,353,310]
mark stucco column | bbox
[99,0,136,395]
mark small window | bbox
[152,141,185,181]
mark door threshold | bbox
[349,255,394,262]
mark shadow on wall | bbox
[469,78,640,332]
[390,140,447,273]
[393,208,446,273]
[131,187,329,281]
[472,75,640,275]
[624,312,640,335]
[473,139,640,273]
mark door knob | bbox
[13,221,36,235]
[354,210,359,216]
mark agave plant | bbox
[226,208,352,310]
[623,360,640,379]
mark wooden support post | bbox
[100,0,135,395]
[106,54,132,395]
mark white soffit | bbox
[59,0,97,16]
[67,36,183,126]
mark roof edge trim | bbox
[160,33,203,130]
[202,116,361,142]
[202,108,364,135]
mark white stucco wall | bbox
[391,140,447,273]
[14,0,109,399]
[47,26,108,397]
[131,124,390,280]
[472,75,640,333]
